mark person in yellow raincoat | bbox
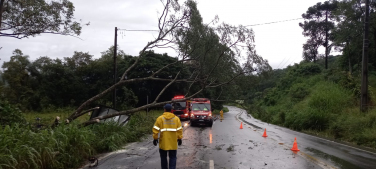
[220,109,224,122]
[152,104,183,169]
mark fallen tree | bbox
[64,0,270,126]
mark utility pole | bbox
[361,0,370,112]
[111,28,157,109]
[325,10,328,69]
[113,27,118,109]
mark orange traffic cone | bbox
[262,128,268,137]
[291,137,300,151]
[240,122,243,129]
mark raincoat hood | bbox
[162,112,176,120]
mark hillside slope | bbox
[248,59,376,149]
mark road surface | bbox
[81,106,376,169]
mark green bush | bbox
[248,104,272,122]
[292,63,321,76]
[212,106,230,115]
[0,101,26,126]
[289,83,309,101]
[0,110,162,169]
[276,63,321,91]
[248,59,376,149]
[327,109,376,148]
[308,82,352,114]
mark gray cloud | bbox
[0,0,334,69]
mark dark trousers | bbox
[159,149,177,169]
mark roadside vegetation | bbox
[0,102,162,169]
[212,107,229,115]
[228,0,376,150]
[245,60,376,149]
[23,107,89,127]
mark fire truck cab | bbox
[189,98,213,127]
[171,95,190,120]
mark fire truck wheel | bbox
[190,122,195,127]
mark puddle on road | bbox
[305,147,359,169]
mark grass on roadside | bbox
[212,106,229,115]
[23,107,90,126]
[247,79,376,149]
[0,110,163,169]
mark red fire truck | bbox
[171,95,190,120]
[189,98,213,127]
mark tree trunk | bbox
[373,26,376,68]
[0,0,5,29]
[360,0,370,112]
[313,52,316,63]
[346,41,352,74]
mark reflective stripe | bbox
[177,127,182,130]
[153,126,160,130]
[160,128,178,132]
[162,117,175,120]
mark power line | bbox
[116,18,305,69]
[117,29,159,39]
[117,17,304,32]
[118,29,159,32]
[116,18,304,33]
[276,56,288,69]
[284,58,298,68]
[284,55,301,68]
[280,55,294,68]
[245,18,303,27]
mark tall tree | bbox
[0,0,83,39]
[65,0,270,126]
[1,49,33,109]
[299,0,338,68]
[332,0,364,73]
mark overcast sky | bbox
[0,0,331,69]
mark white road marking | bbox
[209,160,214,169]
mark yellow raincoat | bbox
[153,112,183,150]
[220,110,224,120]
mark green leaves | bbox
[0,110,161,169]
[0,100,26,126]
[299,0,338,62]
[0,0,82,39]
[1,50,34,110]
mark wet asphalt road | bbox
[81,106,376,169]
[236,107,376,169]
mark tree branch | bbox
[81,88,205,127]
[153,71,181,103]
[0,31,83,40]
